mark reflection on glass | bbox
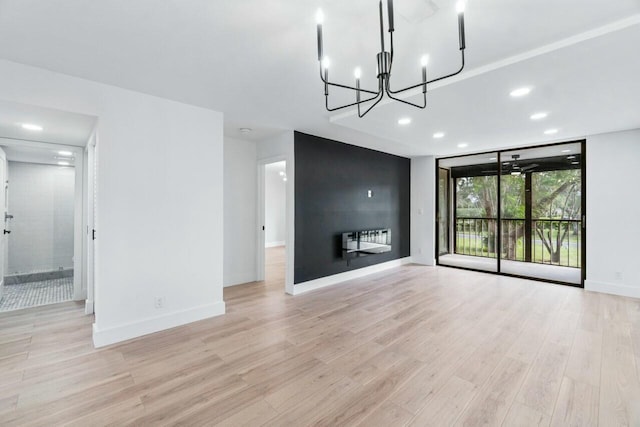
[500,143,582,284]
[342,229,391,259]
[438,153,499,273]
[438,169,449,255]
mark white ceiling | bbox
[0,99,97,146]
[439,141,582,167]
[265,161,287,173]
[0,0,638,157]
[2,144,78,167]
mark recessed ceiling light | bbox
[510,87,532,97]
[21,123,43,131]
[571,161,579,165]
[567,155,576,159]
[239,128,252,134]
[530,112,548,120]
[561,149,571,153]
[398,117,412,126]
[433,132,445,139]
[58,150,73,156]
[544,129,559,135]
[57,161,70,166]
[457,143,468,148]
[283,177,288,182]
[489,157,497,161]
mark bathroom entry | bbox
[261,161,287,286]
[0,146,76,311]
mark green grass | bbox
[455,232,581,268]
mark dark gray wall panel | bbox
[294,131,410,284]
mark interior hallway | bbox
[1,260,639,425]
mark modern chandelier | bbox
[316,0,467,117]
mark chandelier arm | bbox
[319,67,378,95]
[358,90,385,118]
[325,92,382,113]
[386,50,465,95]
[385,88,427,109]
[426,49,465,85]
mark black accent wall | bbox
[294,131,411,284]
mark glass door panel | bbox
[500,143,582,284]
[438,168,450,255]
[438,153,498,273]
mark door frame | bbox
[435,139,587,288]
[256,155,288,288]
[0,136,93,302]
[84,129,97,314]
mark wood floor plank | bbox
[564,328,603,387]
[0,248,638,425]
[408,375,477,426]
[503,401,550,426]
[550,377,598,427]
[357,400,414,427]
[516,340,572,416]
[599,321,640,426]
[456,357,529,426]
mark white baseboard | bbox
[224,272,257,287]
[585,280,640,299]
[291,257,413,296]
[92,301,226,348]
[265,241,285,248]
[85,299,94,315]
[411,255,436,266]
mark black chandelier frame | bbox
[316,0,467,117]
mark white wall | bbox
[585,128,640,298]
[7,162,75,274]
[257,131,295,294]
[224,137,257,287]
[0,60,225,347]
[265,163,286,247]
[411,156,436,266]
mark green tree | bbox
[455,170,581,263]
[532,170,581,262]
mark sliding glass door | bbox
[436,141,585,286]
[438,153,498,273]
[499,143,583,284]
[438,168,450,256]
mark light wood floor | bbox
[1,247,639,426]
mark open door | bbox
[85,136,97,314]
[0,148,7,296]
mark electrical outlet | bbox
[614,271,623,281]
[154,297,164,309]
[418,248,423,254]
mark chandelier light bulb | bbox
[322,57,330,70]
[420,55,429,67]
[456,1,466,14]
[354,67,362,79]
[316,9,324,25]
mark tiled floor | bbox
[0,277,73,312]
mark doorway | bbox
[436,141,586,286]
[0,145,78,311]
[261,161,287,287]
[0,99,97,313]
